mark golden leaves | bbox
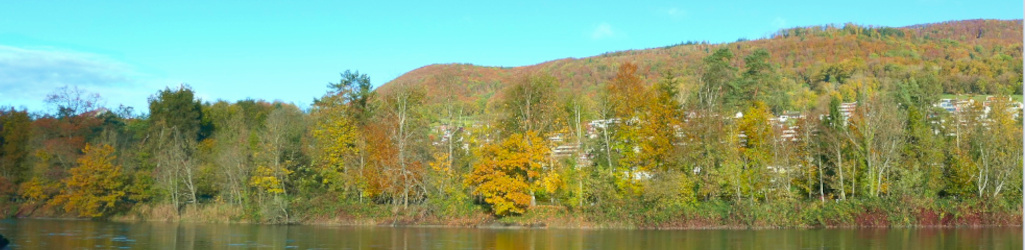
[250,165,291,195]
[311,94,359,190]
[49,143,126,218]
[466,131,551,216]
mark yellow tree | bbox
[638,72,684,172]
[19,150,60,203]
[738,101,773,201]
[466,131,552,216]
[250,162,292,221]
[50,144,126,218]
[311,70,375,202]
[496,73,564,205]
[311,93,360,197]
[428,150,467,205]
[250,165,289,195]
[633,71,694,203]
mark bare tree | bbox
[382,86,428,209]
[986,99,1022,198]
[967,97,1022,198]
[770,124,798,200]
[596,93,616,172]
[155,126,199,213]
[256,105,307,221]
[45,85,104,118]
[847,95,905,197]
[215,111,249,205]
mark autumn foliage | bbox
[0,20,1020,227]
[466,131,551,216]
[382,20,1023,110]
[50,144,126,218]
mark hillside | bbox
[4,19,1022,229]
[380,19,1023,114]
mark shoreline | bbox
[8,197,1021,230]
[9,216,1023,230]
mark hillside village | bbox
[428,95,1021,195]
[434,95,1022,168]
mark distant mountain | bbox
[379,19,1023,114]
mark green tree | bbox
[896,76,945,197]
[698,48,736,110]
[730,49,776,109]
[149,85,204,141]
[0,108,31,183]
[329,70,375,125]
[823,95,851,200]
[149,85,205,210]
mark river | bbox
[0,219,1020,249]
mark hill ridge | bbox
[380,19,1023,114]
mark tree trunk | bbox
[835,146,846,200]
[817,158,824,202]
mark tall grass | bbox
[103,196,1020,228]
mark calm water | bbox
[0,219,1020,249]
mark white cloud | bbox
[772,17,788,29]
[591,23,615,40]
[665,7,687,19]
[0,45,159,112]
[0,45,133,88]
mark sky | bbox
[0,0,1021,114]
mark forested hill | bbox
[3,19,1022,227]
[380,19,1022,114]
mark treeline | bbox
[0,48,1021,226]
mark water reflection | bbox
[0,219,1020,249]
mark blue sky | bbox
[0,1,1020,114]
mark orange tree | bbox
[466,131,550,216]
[50,144,127,217]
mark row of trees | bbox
[0,47,1020,221]
[0,85,308,220]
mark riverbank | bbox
[4,218,1021,249]
[493,198,1023,230]
[10,196,1018,230]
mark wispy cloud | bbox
[772,17,788,29]
[0,45,159,112]
[664,7,687,20]
[590,23,615,40]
